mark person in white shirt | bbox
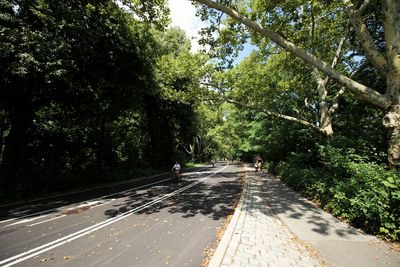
[171,161,181,177]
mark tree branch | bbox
[345,0,388,77]
[328,62,369,114]
[358,0,371,14]
[223,99,329,135]
[193,0,391,109]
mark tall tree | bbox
[0,0,164,189]
[193,0,400,168]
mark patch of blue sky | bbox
[232,43,258,65]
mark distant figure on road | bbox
[255,155,263,172]
[171,161,181,179]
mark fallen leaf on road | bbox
[63,206,90,215]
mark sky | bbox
[168,0,255,64]
[168,0,207,52]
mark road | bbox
[0,162,244,267]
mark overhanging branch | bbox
[223,99,329,136]
[193,0,391,109]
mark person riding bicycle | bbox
[255,155,263,172]
[171,161,181,178]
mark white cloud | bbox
[168,0,208,52]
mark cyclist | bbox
[255,155,263,172]
[171,161,181,179]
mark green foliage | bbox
[276,146,400,241]
[0,0,203,202]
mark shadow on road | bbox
[0,165,215,220]
[104,169,244,221]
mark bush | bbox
[276,146,400,241]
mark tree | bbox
[193,0,400,168]
[0,0,166,196]
[151,26,217,164]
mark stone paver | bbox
[216,168,322,267]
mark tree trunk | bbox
[0,95,32,181]
[313,69,333,136]
[96,112,107,172]
[0,121,6,165]
[144,95,174,169]
[383,104,400,168]
[382,0,400,168]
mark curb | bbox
[208,165,249,267]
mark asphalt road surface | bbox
[0,162,243,267]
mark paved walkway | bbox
[209,166,400,267]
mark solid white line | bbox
[3,215,49,228]
[0,177,174,226]
[0,218,17,224]
[0,165,228,267]
[27,215,67,227]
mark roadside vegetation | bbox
[1,0,399,241]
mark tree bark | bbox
[382,0,400,168]
[383,104,400,168]
[144,95,174,169]
[96,112,107,172]
[0,94,32,181]
[0,121,5,165]
[311,23,349,136]
[345,0,389,77]
[313,69,333,136]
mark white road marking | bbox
[0,218,17,224]
[2,215,49,227]
[26,199,116,227]
[27,215,67,227]
[0,165,228,267]
[1,168,211,227]
[1,177,175,227]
